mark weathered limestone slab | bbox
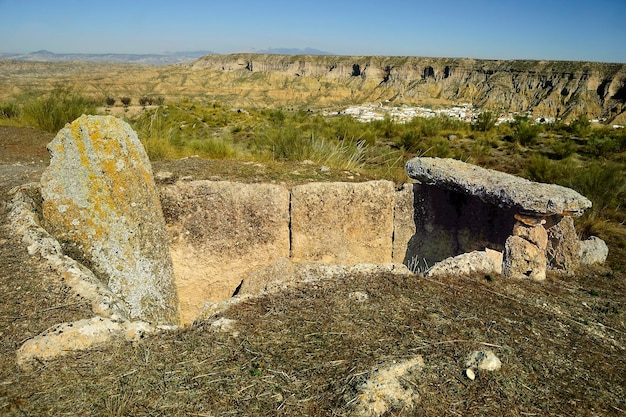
[40,115,178,324]
[16,317,155,369]
[426,249,503,277]
[160,180,290,324]
[406,157,592,216]
[291,181,395,264]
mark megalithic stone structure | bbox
[405,157,598,280]
[40,115,179,324]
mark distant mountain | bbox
[0,50,215,65]
[256,47,335,56]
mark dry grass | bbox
[1,266,624,416]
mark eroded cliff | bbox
[189,54,626,121]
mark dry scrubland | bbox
[0,56,625,416]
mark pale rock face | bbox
[513,221,548,251]
[40,115,178,324]
[502,235,547,280]
[290,181,395,264]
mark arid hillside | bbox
[1,54,625,122]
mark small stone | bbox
[465,368,476,380]
[154,171,176,184]
[348,291,369,302]
[465,350,502,371]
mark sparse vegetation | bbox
[21,86,96,132]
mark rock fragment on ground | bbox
[579,236,609,265]
[350,356,424,417]
[16,316,156,369]
[426,248,502,277]
[464,350,502,378]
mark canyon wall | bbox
[189,54,626,121]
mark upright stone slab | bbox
[160,180,290,325]
[291,180,395,264]
[40,115,178,324]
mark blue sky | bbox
[1,0,625,62]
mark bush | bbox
[120,97,132,107]
[526,155,625,222]
[0,102,20,119]
[472,111,496,132]
[569,115,591,138]
[139,97,150,107]
[23,87,96,132]
[512,122,541,146]
[105,97,116,106]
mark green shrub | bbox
[512,122,541,146]
[569,115,592,138]
[526,155,625,222]
[0,102,20,119]
[472,111,496,132]
[23,87,96,132]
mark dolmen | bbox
[406,157,608,280]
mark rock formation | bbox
[189,54,626,122]
[406,157,605,280]
[40,115,178,324]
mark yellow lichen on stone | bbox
[40,115,179,324]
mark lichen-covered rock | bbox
[291,181,395,264]
[546,216,582,271]
[502,235,547,280]
[40,115,178,324]
[406,157,592,216]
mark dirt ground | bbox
[0,125,625,416]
